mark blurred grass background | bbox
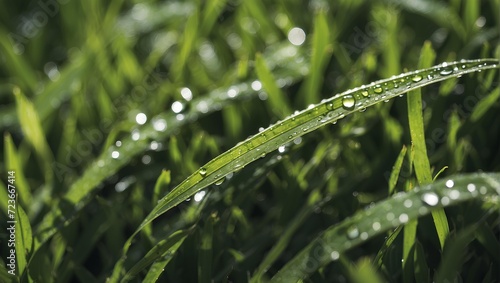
[0,0,499,282]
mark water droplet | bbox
[445,180,454,188]
[373,86,383,94]
[422,192,439,206]
[326,102,334,110]
[360,232,368,240]
[361,90,369,97]
[278,146,286,153]
[215,177,225,185]
[441,196,450,205]
[449,190,460,200]
[440,68,453,76]
[342,95,356,109]
[412,75,423,82]
[111,151,120,159]
[386,212,395,221]
[467,183,476,193]
[153,118,167,131]
[194,191,206,202]
[372,222,381,231]
[331,251,340,261]
[171,101,184,113]
[199,167,207,176]
[135,113,147,125]
[403,199,413,208]
[346,226,359,239]
[359,107,367,112]
[399,213,409,223]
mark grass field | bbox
[1,0,500,282]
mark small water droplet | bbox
[467,183,476,193]
[449,189,460,200]
[404,199,413,208]
[331,251,340,260]
[359,107,367,112]
[422,192,439,206]
[111,151,120,159]
[399,213,409,223]
[445,180,454,188]
[215,177,225,185]
[342,95,356,109]
[199,167,207,176]
[326,102,334,110]
[346,226,359,239]
[412,75,423,82]
[361,90,369,97]
[372,222,381,231]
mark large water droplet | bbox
[440,68,453,76]
[373,86,383,94]
[199,167,207,177]
[342,95,356,109]
[412,75,423,82]
[421,192,439,206]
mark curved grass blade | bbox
[109,59,499,281]
[270,172,500,282]
[141,59,499,232]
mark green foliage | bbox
[0,0,499,282]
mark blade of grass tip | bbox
[121,229,192,283]
[200,0,228,36]
[4,133,32,207]
[349,258,385,283]
[13,87,54,187]
[172,9,199,82]
[114,59,500,282]
[270,172,500,282]
[255,53,292,117]
[300,10,331,106]
[388,145,407,195]
[407,41,449,250]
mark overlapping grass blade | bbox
[110,59,498,281]
[270,172,500,282]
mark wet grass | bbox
[0,0,499,282]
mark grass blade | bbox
[270,172,500,282]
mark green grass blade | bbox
[388,145,407,195]
[14,88,54,186]
[349,258,385,283]
[270,172,500,282]
[15,204,33,281]
[4,133,32,207]
[407,41,449,249]
[121,229,191,282]
[141,59,499,237]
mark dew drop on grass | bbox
[330,251,340,261]
[346,226,359,239]
[326,102,334,110]
[412,75,423,82]
[215,177,225,185]
[439,68,453,76]
[445,180,454,188]
[373,85,383,94]
[421,192,439,206]
[111,151,120,159]
[199,167,207,177]
[399,213,409,223]
[403,199,413,208]
[467,183,476,193]
[372,222,381,231]
[342,95,356,109]
[449,189,460,200]
[361,90,369,97]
